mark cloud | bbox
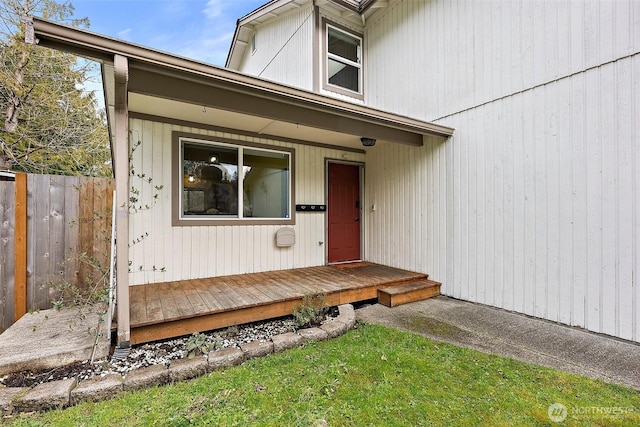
[203,0,226,19]
[117,28,132,39]
[177,30,236,66]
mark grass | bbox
[5,323,639,426]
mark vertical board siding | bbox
[239,5,315,91]
[128,118,364,285]
[366,58,639,342]
[365,139,447,282]
[364,0,639,342]
[365,0,638,120]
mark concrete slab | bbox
[70,373,123,405]
[320,319,348,338]
[123,364,169,391]
[208,348,245,370]
[168,357,208,382]
[298,327,328,342]
[0,304,110,375]
[0,387,27,415]
[357,296,640,391]
[240,340,274,359]
[272,332,304,353]
[337,304,356,328]
[14,378,77,413]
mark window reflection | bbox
[181,140,290,220]
[183,144,238,216]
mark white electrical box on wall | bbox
[275,227,295,247]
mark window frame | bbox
[322,19,364,100]
[172,131,295,226]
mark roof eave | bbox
[226,0,382,70]
[31,18,454,145]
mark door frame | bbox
[325,159,365,264]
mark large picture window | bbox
[324,21,363,98]
[174,133,294,225]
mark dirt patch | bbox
[400,316,468,339]
[1,361,94,388]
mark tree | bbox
[0,0,111,176]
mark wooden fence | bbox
[0,173,114,331]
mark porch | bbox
[128,263,440,345]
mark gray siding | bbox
[238,5,315,91]
[364,0,640,342]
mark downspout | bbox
[114,54,131,349]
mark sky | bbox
[72,0,267,66]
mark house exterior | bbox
[226,0,640,344]
[30,0,639,347]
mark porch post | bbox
[114,54,131,348]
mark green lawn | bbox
[5,323,639,426]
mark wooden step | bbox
[377,280,441,307]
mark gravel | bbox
[0,316,306,388]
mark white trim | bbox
[325,23,363,95]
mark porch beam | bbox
[114,54,131,348]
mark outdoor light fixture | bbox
[188,175,195,183]
[360,137,376,147]
[209,155,218,164]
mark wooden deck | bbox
[128,263,427,344]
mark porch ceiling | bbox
[129,93,364,150]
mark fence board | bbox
[29,174,51,310]
[93,178,112,290]
[78,177,95,293]
[63,177,80,289]
[0,180,16,330]
[49,176,67,305]
[14,174,27,321]
[0,174,114,330]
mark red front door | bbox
[328,162,361,263]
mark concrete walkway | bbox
[357,296,640,391]
[0,304,110,375]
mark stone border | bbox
[0,304,356,415]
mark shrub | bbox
[292,294,327,328]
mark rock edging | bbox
[1,304,356,415]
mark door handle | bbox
[355,217,360,222]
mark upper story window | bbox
[173,132,294,226]
[323,20,363,99]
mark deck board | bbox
[145,284,163,323]
[226,275,273,306]
[182,280,211,315]
[129,285,148,325]
[190,279,224,312]
[157,282,181,321]
[129,263,429,344]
